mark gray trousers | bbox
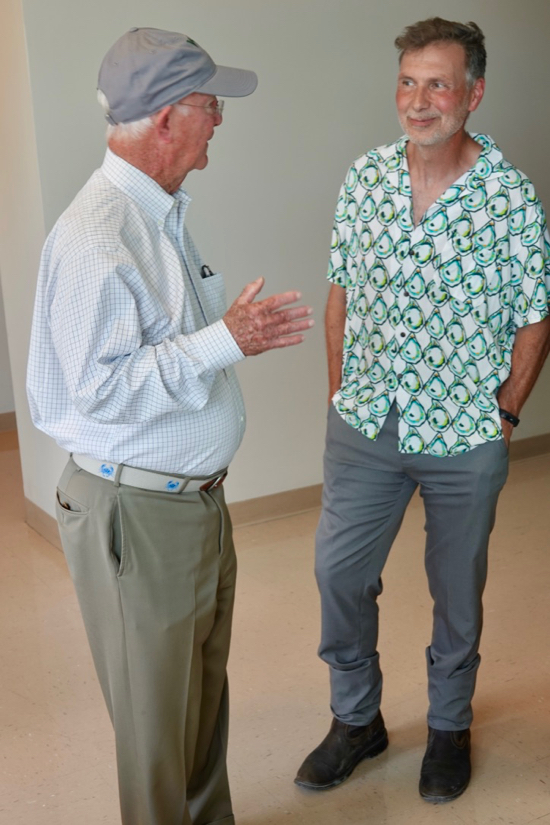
[56,458,236,825]
[315,404,509,731]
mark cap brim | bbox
[197,64,257,97]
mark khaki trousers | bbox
[56,458,236,825]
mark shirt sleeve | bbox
[327,174,352,288]
[49,246,244,424]
[511,197,550,329]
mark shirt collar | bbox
[101,148,191,224]
[393,133,503,171]
[389,133,504,199]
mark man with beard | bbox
[295,17,550,803]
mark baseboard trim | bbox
[23,431,550,548]
[228,484,323,528]
[25,497,62,551]
[0,411,16,432]
[508,431,550,462]
[23,483,324,551]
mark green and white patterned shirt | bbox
[329,134,550,456]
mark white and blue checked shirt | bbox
[27,149,246,475]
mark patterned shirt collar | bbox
[392,132,501,164]
[388,133,504,197]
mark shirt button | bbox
[397,373,403,379]
[400,332,406,338]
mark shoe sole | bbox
[419,781,469,804]
[294,731,389,791]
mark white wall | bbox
[2,0,550,518]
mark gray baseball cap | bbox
[98,27,258,125]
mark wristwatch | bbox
[499,408,520,427]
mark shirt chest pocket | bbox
[197,272,227,322]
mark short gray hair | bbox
[395,18,486,85]
[97,89,154,139]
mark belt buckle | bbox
[200,471,227,492]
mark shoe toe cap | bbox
[295,756,337,788]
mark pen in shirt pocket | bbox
[201,265,215,279]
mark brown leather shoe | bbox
[294,711,388,790]
[419,727,471,803]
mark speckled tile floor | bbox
[1,433,550,824]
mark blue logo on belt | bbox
[100,463,115,478]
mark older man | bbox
[295,18,550,803]
[27,28,312,825]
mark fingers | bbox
[264,317,314,338]
[236,277,265,305]
[269,305,314,323]
[500,418,513,448]
[256,290,303,312]
[261,333,307,351]
[224,281,314,356]
[243,315,314,354]
[234,282,305,313]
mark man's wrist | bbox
[499,407,520,428]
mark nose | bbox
[411,85,429,110]
[214,111,223,126]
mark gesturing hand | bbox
[223,277,314,356]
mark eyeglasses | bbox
[176,100,224,117]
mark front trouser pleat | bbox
[56,459,236,825]
[315,405,508,730]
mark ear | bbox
[152,106,175,144]
[468,77,485,113]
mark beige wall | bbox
[0,0,67,510]
[2,0,550,518]
[0,282,15,414]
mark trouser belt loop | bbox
[113,463,124,487]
